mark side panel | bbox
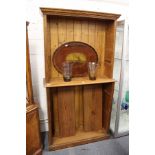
[26,106,42,155]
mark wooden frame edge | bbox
[40,7,121,20]
[48,134,110,151]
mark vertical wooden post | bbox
[43,15,51,82]
[26,22,34,105]
[102,83,115,132]
[46,88,53,146]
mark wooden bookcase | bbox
[40,8,120,150]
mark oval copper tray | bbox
[52,41,98,77]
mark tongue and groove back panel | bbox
[50,17,108,79]
[51,83,114,138]
[51,83,114,139]
[83,85,103,131]
[48,17,115,138]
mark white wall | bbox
[26,0,129,131]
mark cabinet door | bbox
[26,106,42,155]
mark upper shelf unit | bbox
[40,8,120,84]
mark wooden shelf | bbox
[44,76,115,88]
[49,129,109,150]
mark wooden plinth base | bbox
[49,129,109,150]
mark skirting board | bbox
[40,119,49,132]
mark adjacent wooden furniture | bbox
[26,22,42,155]
[40,8,120,150]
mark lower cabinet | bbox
[47,82,114,150]
[26,104,42,155]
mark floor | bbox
[42,132,129,155]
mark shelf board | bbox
[49,129,109,150]
[44,76,116,88]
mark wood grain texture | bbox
[88,20,95,48]
[74,20,81,41]
[81,20,89,44]
[66,18,74,41]
[51,88,59,137]
[57,17,67,46]
[49,129,109,150]
[93,21,100,77]
[26,105,42,155]
[57,18,67,78]
[45,77,115,88]
[49,17,109,79]
[78,86,83,130]
[41,8,118,150]
[50,17,59,78]
[74,86,83,131]
[40,8,120,20]
[43,15,51,82]
[57,87,76,137]
[73,20,83,130]
[83,85,92,131]
[73,86,83,131]
[46,88,53,146]
[102,83,115,132]
[104,21,116,78]
[96,22,106,77]
[83,85,103,131]
[92,85,103,130]
[26,22,33,105]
